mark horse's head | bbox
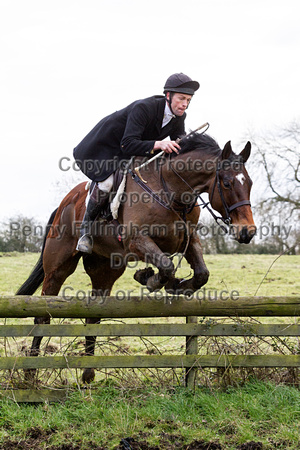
[208,140,256,244]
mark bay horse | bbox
[17,133,256,383]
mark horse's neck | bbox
[161,154,218,198]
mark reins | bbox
[128,150,251,274]
[128,162,196,273]
[130,153,251,235]
[128,167,174,211]
[167,161,228,231]
[128,164,194,261]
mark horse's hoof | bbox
[82,368,95,384]
[134,267,155,285]
[164,279,195,297]
[164,278,183,294]
[165,287,195,297]
[146,274,165,292]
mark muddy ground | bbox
[0,426,268,449]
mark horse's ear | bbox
[239,141,251,163]
[221,141,232,160]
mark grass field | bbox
[0,252,300,449]
[1,252,299,297]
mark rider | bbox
[73,73,200,254]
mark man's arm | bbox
[156,114,186,154]
[120,102,156,156]
[121,101,182,156]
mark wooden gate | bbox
[0,295,299,402]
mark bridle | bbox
[128,154,251,274]
[168,158,251,234]
[129,154,251,235]
[206,160,251,228]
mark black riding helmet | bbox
[163,73,200,96]
[164,73,199,116]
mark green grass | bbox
[1,252,299,297]
[0,381,300,449]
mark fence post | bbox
[185,316,198,389]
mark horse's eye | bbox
[223,180,231,188]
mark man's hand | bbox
[153,140,181,154]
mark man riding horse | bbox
[73,73,200,254]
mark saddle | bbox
[89,168,126,222]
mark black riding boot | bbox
[76,184,110,254]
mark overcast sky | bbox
[1,0,299,224]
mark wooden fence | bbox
[0,295,299,402]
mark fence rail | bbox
[0,295,299,317]
[0,295,299,402]
[2,355,300,371]
[1,323,300,337]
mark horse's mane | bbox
[177,132,221,156]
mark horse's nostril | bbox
[239,226,255,244]
[241,227,248,239]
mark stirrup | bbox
[76,234,94,254]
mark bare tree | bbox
[247,120,300,253]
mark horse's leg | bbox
[29,201,81,359]
[81,254,125,384]
[29,253,82,354]
[129,234,175,292]
[25,252,81,381]
[134,267,155,285]
[165,231,209,295]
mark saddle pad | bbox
[110,174,127,219]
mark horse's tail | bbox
[16,208,58,295]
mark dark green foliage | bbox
[0,215,45,252]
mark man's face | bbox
[167,92,192,116]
